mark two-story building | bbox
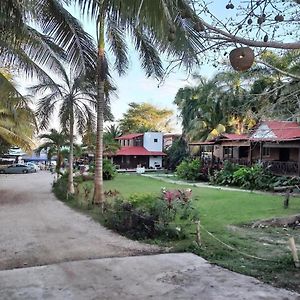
[111,132,166,169]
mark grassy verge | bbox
[53,173,300,293]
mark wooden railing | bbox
[201,158,300,176]
[262,161,299,175]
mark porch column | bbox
[298,147,300,177]
[249,142,252,165]
[259,142,263,162]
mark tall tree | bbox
[32,70,96,194]
[119,102,173,134]
[174,74,256,141]
[0,71,36,150]
[249,50,300,120]
[74,0,208,205]
[175,78,226,141]
[0,0,97,133]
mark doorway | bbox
[279,148,290,161]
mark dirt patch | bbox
[252,215,300,229]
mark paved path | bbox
[142,174,271,194]
[0,171,299,299]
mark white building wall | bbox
[143,132,163,151]
[149,156,163,168]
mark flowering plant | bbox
[161,188,192,209]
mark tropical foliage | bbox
[37,129,68,174]
[0,71,36,151]
[174,74,256,142]
[165,138,189,171]
[210,161,300,191]
[119,102,173,133]
[176,159,202,181]
[32,68,97,194]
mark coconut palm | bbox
[0,0,97,108]
[73,0,206,205]
[175,78,227,141]
[37,129,68,174]
[32,69,97,194]
[0,71,36,150]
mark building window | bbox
[263,147,270,157]
[223,146,233,158]
[154,138,158,143]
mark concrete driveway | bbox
[0,171,299,299]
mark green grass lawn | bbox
[61,174,300,292]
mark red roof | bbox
[251,121,300,141]
[221,133,248,141]
[116,133,144,140]
[189,141,215,145]
[113,146,166,156]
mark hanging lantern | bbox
[229,47,254,71]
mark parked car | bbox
[25,162,39,172]
[0,164,36,174]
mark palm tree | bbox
[74,0,206,205]
[175,78,227,141]
[32,70,96,194]
[0,71,36,150]
[105,124,122,139]
[38,129,68,175]
[0,0,97,113]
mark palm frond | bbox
[132,28,164,78]
[35,0,97,75]
[106,19,129,76]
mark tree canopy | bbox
[119,102,173,134]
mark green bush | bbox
[128,192,157,209]
[176,159,202,181]
[210,161,241,186]
[210,162,300,191]
[103,159,117,180]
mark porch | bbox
[197,142,300,176]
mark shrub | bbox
[103,188,198,240]
[86,160,116,180]
[176,159,202,181]
[209,162,300,191]
[210,161,241,186]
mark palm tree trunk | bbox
[68,107,75,194]
[56,147,61,175]
[93,76,105,205]
[93,15,106,206]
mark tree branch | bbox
[256,60,300,80]
[201,19,300,50]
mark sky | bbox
[21,1,294,135]
[70,6,219,133]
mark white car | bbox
[25,162,39,172]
